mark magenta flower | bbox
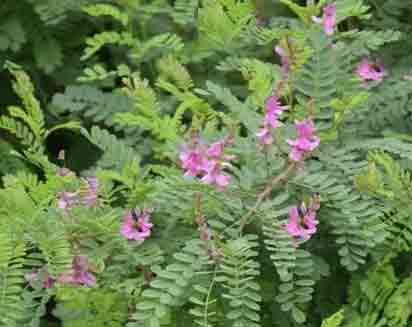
[202,140,234,190]
[58,255,96,287]
[179,136,234,190]
[180,140,208,177]
[256,95,285,146]
[25,268,55,289]
[207,140,225,158]
[323,4,336,35]
[82,177,99,207]
[285,199,320,243]
[312,3,336,36]
[275,45,290,76]
[201,160,231,190]
[356,58,386,85]
[285,207,306,237]
[265,96,284,129]
[256,127,273,145]
[120,208,153,242]
[287,119,320,162]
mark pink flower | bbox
[58,167,75,177]
[120,208,153,242]
[207,141,225,158]
[58,256,96,287]
[180,140,208,177]
[285,199,320,243]
[179,136,234,190]
[323,4,336,35]
[356,58,386,84]
[256,127,273,145]
[275,46,290,76]
[57,191,79,212]
[82,177,99,207]
[287,119,320,162]
[256,95,285,146]
[200,161,231,190]
[285,207,307,237]
[265,96,284,128]
[57,176,99,212]
[25,268,55,289]
[312,3,336,36]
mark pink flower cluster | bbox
[82,177,99,207]
[120,208,153,242]
[256,95,286,146]
[180,137,234,190]
[58,255,97,287]
[312,3,336,36]
[57,177,99,213]
[25,255,97,289]
[25,268,55,289]
[287,119,320,162]
[356,58,386,85]
[57,191,79,212]
[285,196,320,243]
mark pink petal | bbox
[215,173,230,188]
[79,272,97,287]
[286,207,305,237]
[289,148,305,162]
[207,141,225,158]
[256,128,273,145]
[323,4,336,36]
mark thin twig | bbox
[239,163,296,230]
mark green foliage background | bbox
[1,0,412,327]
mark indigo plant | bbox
[1,0,412,327]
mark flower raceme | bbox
[120,208,153,242]
[312,3,336,36]
[275,46,290,77]
[57,175,99,212]
[180,137,234,190]
[58,255,97,287]
[25,268,55,289]
[356,58,387,85]
[82,177,99,207]
[58,191,79,212]
[26,256,97,289]
[256,95,286,146]
[287,119,320,162]
[180,138,208,178]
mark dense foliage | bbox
[1,0,412,326]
